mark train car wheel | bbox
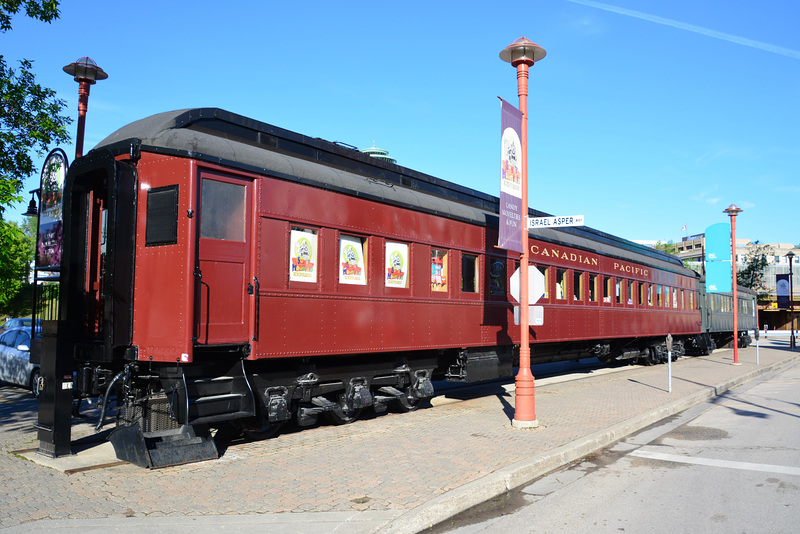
[325,394,362,425]
[394,390,430,413]
[240,421,284,440]
[325,407,362,425]
[226,417,284,441]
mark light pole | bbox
[787,250,795,349]
[500,37,546,428]
[63,57,107,159]
[724,204,743,364]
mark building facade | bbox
[675,236,798,331]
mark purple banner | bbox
[498,99,523,253]
[37,149,68,269]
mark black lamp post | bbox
[22,189,40,217]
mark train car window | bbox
[200,179,245,242]
[488,258,506,296]
[588,274,598,302]
[615,279,622,304]
[672,288,678,308]
[556,269,567,300]
[538,266,549,299]
[603,277,611,303]
[639,283,646,306]
[573,271,583,301]
[656,285,663,307]
[340,234,368,286]
[145,185,179,246]
[289,227,318,283]
[431,249,448,292]
[385,242,409,289]
[648,284,653,306]
[461,254,478,293]
[627,281,634,305]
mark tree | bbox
[654,241,679,255]
[0,0,70,218]
[0,218,35,316]
[737,242,770,298]
[654,240,693,269]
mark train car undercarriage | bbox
[79,333,728,468]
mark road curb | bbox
[384,353,800,534]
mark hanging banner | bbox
[385,242,409,288]
[705,222,732,293]
[498,99,523,253]
[36,148,69,269]
[289,229,318,282]
[777,274,790,309]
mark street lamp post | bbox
[62,57,108,159]
[787,250,795,349]
[500,37,546,428]
[724,204,743,364]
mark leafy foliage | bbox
[0,0,70,217]
[654,241,679,255]
[737,243,770,298]
[0,1,66,316]
[0,218,34,315]
[0,1,59,31]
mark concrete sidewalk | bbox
[2,336,797,533]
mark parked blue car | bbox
[0,327,40,397]
[0,317,42,335]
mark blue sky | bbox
[4,0,798,246]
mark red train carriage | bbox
[38,109,701,467]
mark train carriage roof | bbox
[94,108,695,277]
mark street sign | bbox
[514,305,544,326]
[527,214,585,229]
[509,266,545,304]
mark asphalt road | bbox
[431,358,800,533]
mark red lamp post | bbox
[787,250,795,349]
[724,204,743,365]
[500,37,546,428]
[63,57,108,159]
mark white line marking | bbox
[630,450,800,476]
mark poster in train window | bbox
[431,249,448,292]
[385,242,409,288]
[290,228,318,283]
[340,235,367,285]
